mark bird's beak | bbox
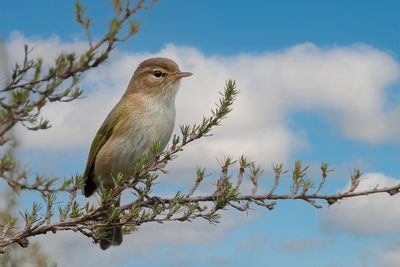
[173,71,193,79]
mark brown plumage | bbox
[83,57,192,249]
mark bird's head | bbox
[127,57,192,99]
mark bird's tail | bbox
[100,197,123,250]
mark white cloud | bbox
[374,241,400,267]
[321,173,400,235]
[6,31,87,65]
[359,241,400,267]
[5,33,400,172]
[280,237,330,252]
[5,33,400,267]
[377,252,400,267]
[236,233,265,253]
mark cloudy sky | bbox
[2,1,400,266]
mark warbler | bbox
[82,57,192,250]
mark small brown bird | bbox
[83,57,192,250]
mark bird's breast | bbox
[95,98,176,184]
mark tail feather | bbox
[112,226,123,245]
[99,197,123,250]
[99,229,113,250]
[83,176,97,197]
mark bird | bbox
[82,57,192,250]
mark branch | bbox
[1,80,400,252]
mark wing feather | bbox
[83,105,122,197]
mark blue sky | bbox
[3,0,400,54]
[2,1,400,267]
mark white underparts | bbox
[97,81,180,185]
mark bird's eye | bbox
[153,70,164,78]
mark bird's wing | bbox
[83,105,122,197]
